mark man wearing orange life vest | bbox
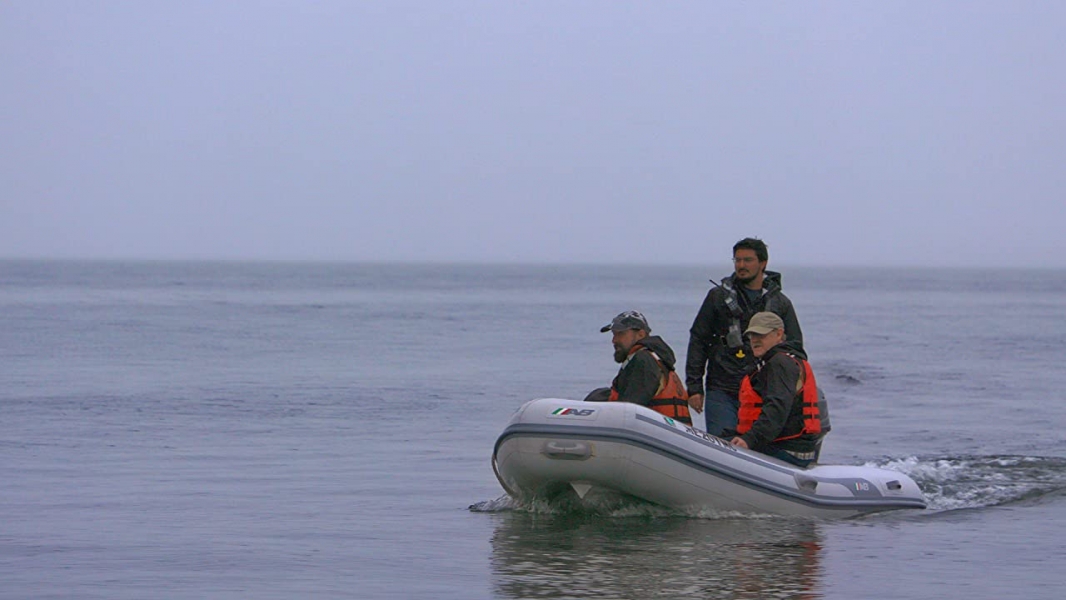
[727,312,826,467]
[601,311,692,425]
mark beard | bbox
[613,346,629,363]
[734,272,757,285]
[734,265,764,286]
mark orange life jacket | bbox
[737,353,821,441]
[609,345,692,425]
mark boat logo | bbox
[549,407,597,418]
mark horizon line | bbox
[1,256,1061,270]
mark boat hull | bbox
[493,398,926,518]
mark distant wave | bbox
[834,373,863,385]
[818,360,889,386]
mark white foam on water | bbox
[468,494,522,513]
[864,455,1066,512]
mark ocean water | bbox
[2,261,1064,599]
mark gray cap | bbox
[744,311,785,335]
[601,310,651,333]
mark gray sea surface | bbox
[2,261,1064,599]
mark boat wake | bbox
[865,455,1066,512]
[471,489,844,520]
[471,454,1066,517]
[470,491,684,518]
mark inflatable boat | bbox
[493,398,926,518]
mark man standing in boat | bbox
[727,312,825,467]
[685,238,803,435]
[600,311,692,425]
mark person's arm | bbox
[686,290,718,397]
[615,351,663,406]
[739,355,801,449]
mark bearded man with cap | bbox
[726,312,826,467]
[599,311,692,425]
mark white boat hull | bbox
[493,398,926,518]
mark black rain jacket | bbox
[612,335,679,406]
[685,271,803,396]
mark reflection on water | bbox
[490,513,824,599]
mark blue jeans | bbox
[704,389,739,436]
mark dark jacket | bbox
[685,271,803,396]
[612,335,679,406]
[732,340,821,453]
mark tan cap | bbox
[744,311,784,335]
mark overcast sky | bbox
[2,1,1063,266]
